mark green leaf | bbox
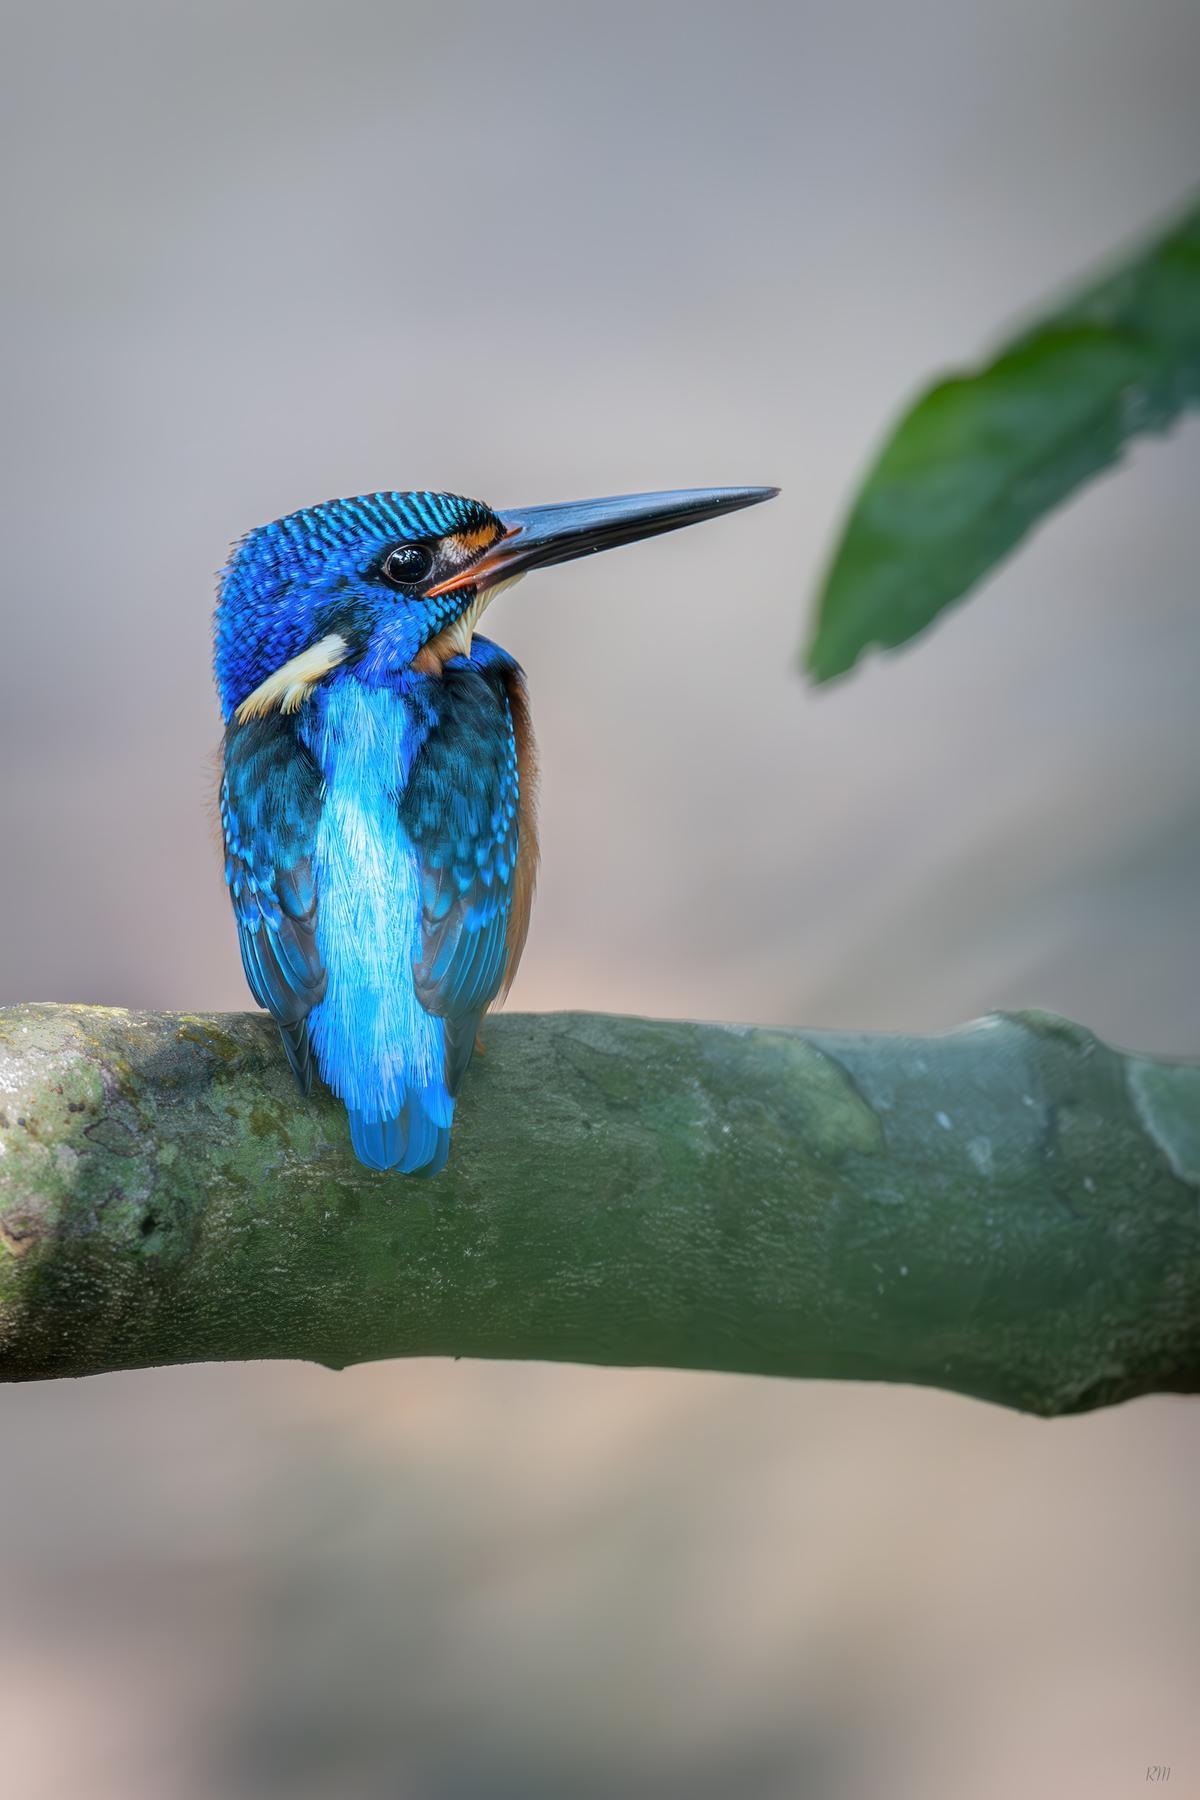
[805,200,1200,683]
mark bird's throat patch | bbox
[412,576,523,675]
[234,632,349,723]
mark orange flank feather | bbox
[498,666,540,1000]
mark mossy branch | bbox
[0,1004,1197,1412]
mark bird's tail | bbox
[443,1009,484,1097]
[278,1018,314,1093]
[347,1081,453,1177]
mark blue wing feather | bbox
[402,650,523,1092]
[221,717,325,1089]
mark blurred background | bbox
[1,1,1198,1795]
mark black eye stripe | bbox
[380,543,436,589]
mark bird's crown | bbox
[229,490,496,588]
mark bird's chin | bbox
[412,574,524,675]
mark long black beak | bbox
[427,486,778,596]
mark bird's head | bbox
[214,485,778,724]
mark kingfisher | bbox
[214,485,777,1175]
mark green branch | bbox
[1,1004,1196,1412]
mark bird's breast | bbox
[301,674,444,1110]
[303,670,425,796]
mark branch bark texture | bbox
[0,1004,1197,1412]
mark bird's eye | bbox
[380,543,435,589]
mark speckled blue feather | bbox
[221,719,325,1089]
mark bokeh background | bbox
[2,1,1198,1795]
